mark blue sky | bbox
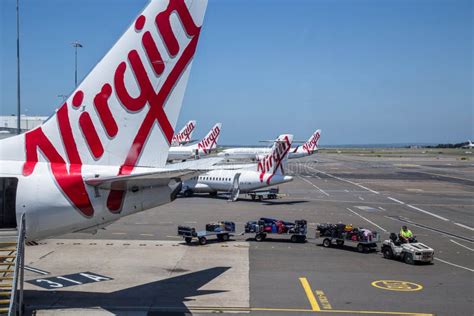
[1,0,472,145]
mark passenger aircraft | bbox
[0,0,209,241]
[462,140,474,149]
[218,129,321,160]
[171,120,196,146]
[181,134,294,199]
[168,123,222,161]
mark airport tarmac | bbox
[23,150,473,315]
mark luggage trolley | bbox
[245,218,307,243]
[178,221,236,245]
[316,223,380,252]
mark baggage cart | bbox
[316,224,380,252]
[178,221,236,245]
[245,218,307,243]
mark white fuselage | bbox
[0,160,179,241]
[218,147,315,160]
[167,145,209,161]
[182,168,293,194]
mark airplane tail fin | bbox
[302,129,321,153]
[0,0,208,172]
[257,134,293,184]
[196,123,222,154]
[172,120,197,145]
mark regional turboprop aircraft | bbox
[0,0,210,240]
[181,134,294,200]
[218,129,321,160]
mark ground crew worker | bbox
[399,225,413,243]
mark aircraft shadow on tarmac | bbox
[24,267,230,316]
[179,195,309,205]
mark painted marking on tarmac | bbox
[406,204,449,221]
[299,277,321,311]
[315,290,332,309]
[140,233,154,237]
[378,207,386,211]
[346,208,387,232]
[450,239,474,252]
[299,176,330,196]
[24,266,49,275]
[358,196,365,201]
[371,280,423,292]
[454,222,474,232]
[388,197,405,204]
[388,197,450,222]
[306,166,380,194]
[186,306,434,315]
[434,258,474,272]
[416,171,474,183]
[111,232,127,235]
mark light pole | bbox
[71,41,83,87]
[16,0,21,134]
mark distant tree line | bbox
[425,142,469,148]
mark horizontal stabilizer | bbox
[86,157,223,190]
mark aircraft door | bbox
[0,178,18,228]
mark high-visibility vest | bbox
[400,229,413,238]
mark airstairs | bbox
[0,214,25,316]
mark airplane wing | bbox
[86,157,223,190]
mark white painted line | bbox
[434,258,474,272]
[344,190,349,193]
[387,197,405,205]
[111,232,126,235]
[25,266,49,275]
[378,207,386,211]
[307,167,380,194]
[450,239,474,252]
[358,196,365,201]
[299,176,330,196]
[346,208,387,232]
[406,204,449,221]
[140,233,154,236]
[454,222,474,232]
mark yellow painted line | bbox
[299,277,321,311]
[185,306,434,315]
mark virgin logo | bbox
[303,131,320,154]
[172,121,195,144]
[197,125,220,154]
[257,136,291,184]
[22,0,202,217]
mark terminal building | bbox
[0,115,48,138]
